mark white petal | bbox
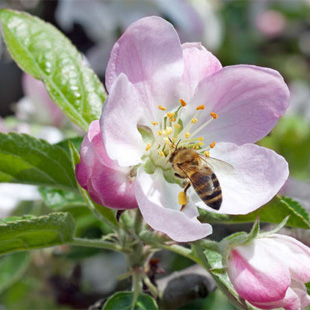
[135,168,212,242]
[101,74,146,167]
[195,142,289,214]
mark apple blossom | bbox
[226,234,310,310]
[76,120,138,210]
[77,16,290,242]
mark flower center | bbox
[144,99,218,169]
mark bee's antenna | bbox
[175,139,181,149]
[168,138,181,150]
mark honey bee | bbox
[169,147,233,210]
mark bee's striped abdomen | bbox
[191,171,222,210]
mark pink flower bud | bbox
[75,120,138,210]
[227,234,310,310]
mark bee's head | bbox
[167,138,178,164]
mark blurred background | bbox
[0,0,310,309]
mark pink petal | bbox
[76,120,138,210]
[227,241,291,304]
[89,162,138,210]
[251,286,300,310]
[105,16,183,93]
[290,281,310,309]
[100,74,146,167]
[271,235,310,283]
[195,142,289,214]
[80,120,116,168]
[191,65,290,144]
[180,42,222,100]
[135,168,212,242]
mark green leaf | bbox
[0,212,76,255]
[68,141,118,229]
[39,187,108,238]
[56,137,83,156]
[0,132,77,191]
[0,252,31,294]
[0,215,35,224]
[281,196,310,223]
[39,187,86,210]
[306,282,310,295]
[192,243,245,310]
[199,196,310,229]
[103,292,158,310]
[204,250,233,295]
[0,9,105,131]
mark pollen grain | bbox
[178,191,188,205]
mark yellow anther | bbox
[196,104,205,110]
[185,132,191,139]
[158,105,166,111]
[164,137,170,145]
[210,112,218,119]
[179,99,187,107]
[158,130,162,136]
[198,137,204,141]
[204,151,210,157]
[158,151,164,157]
[152,121,158,126]
[163,126,173,136]
[210,141,216,148]
[167,112,175,118]
[191,118,197,124]
[178,191,188,205]
[198,142,204,146]
[170,117,176,122]
[174,123,181,129]
[145,143,152,151]
[193,145,199,150]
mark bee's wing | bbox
[199,155,234,175]
[178,162,215,191]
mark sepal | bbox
[220,218,260,265]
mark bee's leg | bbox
[174,173,183,179]
[183,181,191,194]
[180,181,191,211]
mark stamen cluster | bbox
[145,99,218,165]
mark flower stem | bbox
[69,237,127,253]
[143,274,159,298]
[131,268,142,310]
[134,209,143,235]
